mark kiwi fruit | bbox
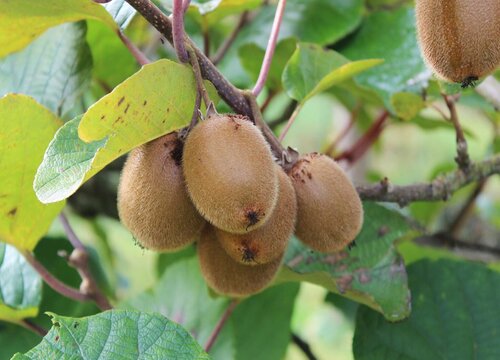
[288,153,363,252]
[117,132,205,251]
[183,113,279,234]
[215,166,297,265]
[198,225,283,297]
[415,0,500,85]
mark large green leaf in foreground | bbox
[0,0,116,58]
[354,259,500,359]
[0,22,92,116]
[34,59,214,204]
[278,202,411,321]
[0,94,65,250]
[0,243,42,323]
[12,310,210,360]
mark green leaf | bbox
[277,203,411,321]
[238,38,297,92]
[232,283,299,360]
[0,22,92,116]
[34,59,215,204]
[341,8,430,110]
[0,243,42,323]
[191,0,261,25]
[241,0,364,48]
[283,43,382,102]
[0,0,116,58]
[125,257,234,359]
[12,310,210,360]
[0,94,65,250]
[353,259,500,359]
[390,92,425,121]
[87,20,139,89]
[102,0,136,30]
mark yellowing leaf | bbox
[0,94,65,250]
[35,59,217,203]
[0,0,116,58]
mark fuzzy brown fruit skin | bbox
[415,0,500,84]
[215,167,297,265]
[288,153,363,253]
[118,132,205,251]
[198,225,283,297]
[183,113,279,234]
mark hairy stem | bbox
[252,0,287,96]
[205,300,238,353]
[278,102,302,142]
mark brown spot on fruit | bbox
[183,113,278,233]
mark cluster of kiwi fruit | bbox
[118,111,363,297]
[415,0,500,88]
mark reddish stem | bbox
[204,300,238,353]
[335,110,389,164]
[252,0,287,96]
[173,0,189,62]
[117,31,150,66]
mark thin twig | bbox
[443,94,470,171]
[278,102,302,142]
[172,0,189,62]
[22,250,89,303]
[335,110,389,164]
[20,319,48,337]
[292,333,318,360]
[212,11,250,65]
[252,0,287,96]
[267,100,298,128]
[59,213,85,251]
[205,300,238,353]
[324,104,360,156]
[117,31,150,66]
[59,214,113,311]
[448,178,488,237]
[260,90,277,113]
[357,154,500,206]
[187,46,211,109]
[202,20,210,57]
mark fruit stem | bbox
[252,0,287,97]
[172,0,189,63]
[187,45,212,111]
[442,94,471,171]
[204,299,238,353]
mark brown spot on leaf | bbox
[7,208,17,216]
[113,116,122,125]
[124,103,130,114]
[143,100,147,106]
[55,335,59,342]
[117,96,125,106]
[100,115,105,120]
